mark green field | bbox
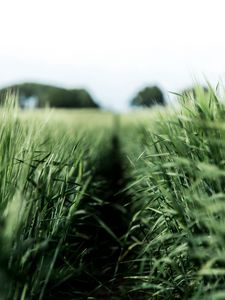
[1,87,225,299]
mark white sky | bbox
[0,0,225,110]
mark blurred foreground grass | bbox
[1,87,225,299]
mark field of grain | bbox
[1,86,225,299]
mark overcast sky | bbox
[1,0,225,110]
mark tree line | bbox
[0,83,99,109]
[0,82,208,109]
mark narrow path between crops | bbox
[46,115,131,299]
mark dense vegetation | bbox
[121,85,225,299]
[181,85,209,98]
[1,85,225,299]
[0,83,99,108]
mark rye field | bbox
[1,86,225,299]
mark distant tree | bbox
[131,86,165,107]
[0,82,99,109]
